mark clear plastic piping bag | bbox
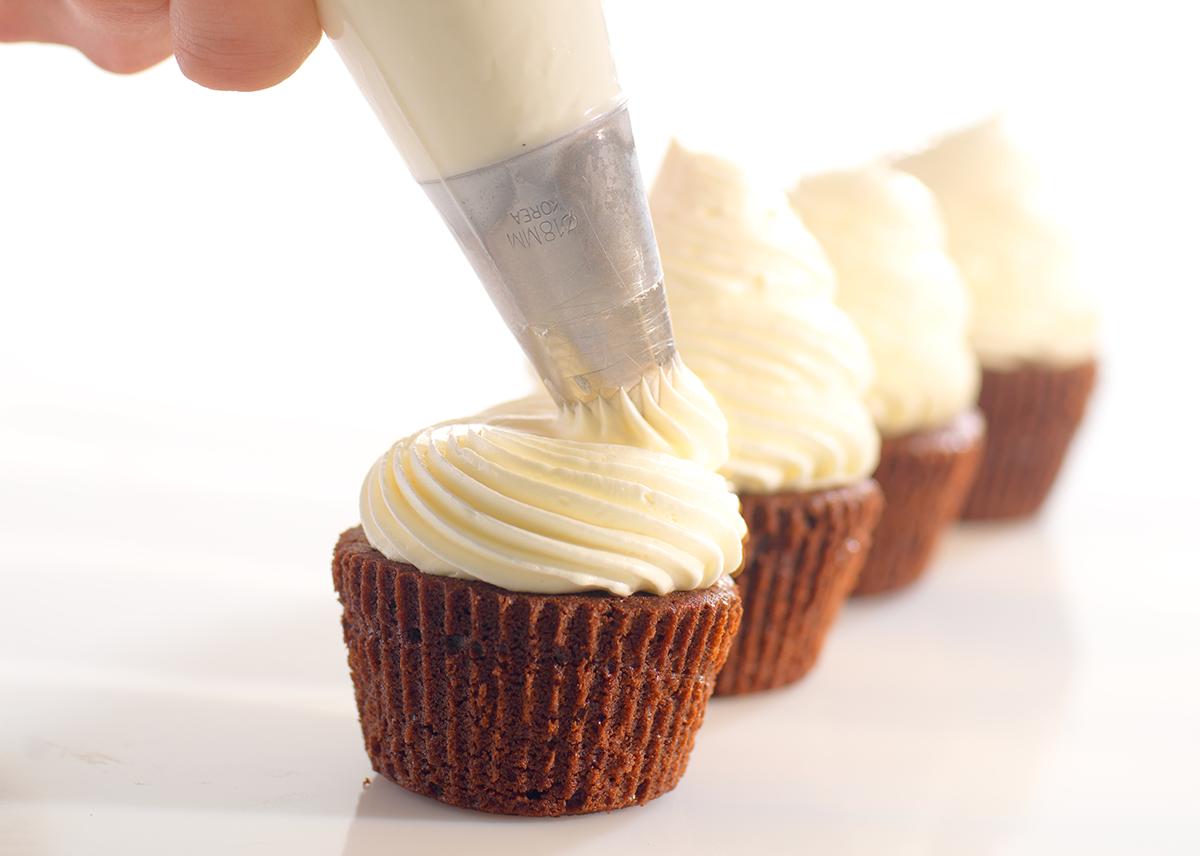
[318,0,674,405]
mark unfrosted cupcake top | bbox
[650,140,880,494]
[895,117,1099,369]
[791,164,981,437]
[360,357,747,596]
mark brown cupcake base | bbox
[714,479,883,696]
[961,360,1097,520]
[332,527,742,816]
[852,408,986,597]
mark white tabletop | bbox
[2,2,1198,853]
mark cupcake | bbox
[790,164,986,595]
[649,141,883,696]
[896,118,1099,519]
[334,358,747,816]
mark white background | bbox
[2,1,1198,853]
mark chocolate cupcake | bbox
[339,373,747,816]
[855,410,984,593]
[959,360,1096,518]
[896,118,1100,519]
[717,481,882,694]
[650,141,883,694]
[791,165,986,595]
[334,527,740,816]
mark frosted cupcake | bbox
[649,141,882,696]
[896,118,1099,518]
[335,359,747,815]
[791,164,986,595]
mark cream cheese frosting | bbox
[359,358,746,596]
[477,358,731,473]
[318,0,623,180]
[790,165,981,437]
[895,117,1099,370]
[650,141,880,494]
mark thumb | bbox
[170,0,321,92]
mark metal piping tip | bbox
[420,104,675,404]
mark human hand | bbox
[0,0,321,91]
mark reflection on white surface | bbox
[2,0,1199,853]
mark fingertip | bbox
[174,32,319,91]
[171,0,321,92]
[82,42,174,75]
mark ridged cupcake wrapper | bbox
[852,408,986,596]
[333,527,742,817]
[961,361,1097,520]
[714,480,883,696]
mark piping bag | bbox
[317,0,673,405]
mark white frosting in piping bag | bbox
[650,141,880,494]
[791,164,981,437]
[895,117,1099,370]
[317,0,623,180]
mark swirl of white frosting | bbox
[895,117,1099,369]
[790,165,981,437]
[359,413,746,597]
[649,141,880,494]
[549,358,730,473]
[478,358,730,471]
